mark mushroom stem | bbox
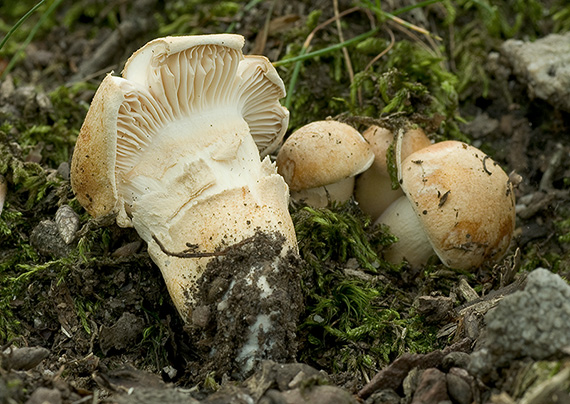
[375,195,434,267]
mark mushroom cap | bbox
[362,125,432,175]
[276,120,374,192]
[355,126,431,220]
[399,140,516,269]
[71,34,289,225]
[71,74,124,219]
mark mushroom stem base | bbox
[184,230,303,380]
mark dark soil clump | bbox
[184,231,304,381]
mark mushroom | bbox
[276,120,374,207]
[71,34,302,378]
[376,140,516,269]
[354,126,431,220]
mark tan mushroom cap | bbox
[399,140,516,269]
[71,74,125,219]
[276,120,374,192]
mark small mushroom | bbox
[71,34,301,377]
[376,140,516,269]
[276,120,374,207]
[354,126,431,220]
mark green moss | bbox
[211,2,240,18]
[292,202,438,373]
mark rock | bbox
[25,387,62,404]
[245,361,328,402]
[1,346,49,371]
[30,220,73,258]
[54,205,79,244]
[99,312,145,354]
[414,295,454,324]
[470,268,570,377]
[280,385,358,404]
[364,388,401,404]
[442,352,471,371]
[501,32,570,112]
[446,371,473,404]
[411,368,449,404]
[114,388,200,404]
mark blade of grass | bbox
[0,0,47,52]
[1,0,64,80]
[275,27,381,68]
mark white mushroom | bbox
[276,120,374,207]
[71,34,301,377]
[376,140,516,269]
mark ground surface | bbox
[1,1,570,403]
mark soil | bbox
[1,1,570,404]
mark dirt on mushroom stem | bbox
[183,230,303,381]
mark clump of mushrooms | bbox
[71,34,302,378]
[376,139,516,269]
[354,125,431,220]
[276,120,374,207]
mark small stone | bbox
[411,368,449,404]
[56,162,70,181]
[470,268,570,377]
[191,305,211,328]
[99,312,145,354]
[446,372,473,404]
[114,388,200,404]
[442,352,471,371]
[30,220,73,257]
[281,385,358,404]
[2,346,50,371]
[25,387,61,404]
[365,388,401,404]
[414,295,454,324]
[55,204,80,244]
[501,32,570,112]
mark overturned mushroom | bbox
[276,120,374,207]
[376,140,516,269]
[71,34,302,378]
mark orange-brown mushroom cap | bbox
[276,120,374,192]
[399,140,516,269]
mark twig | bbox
[364,27,395,72]
[539,143,565,191]
[152,234,256,258]
[282,6,363,109]
[333,0,359,107]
